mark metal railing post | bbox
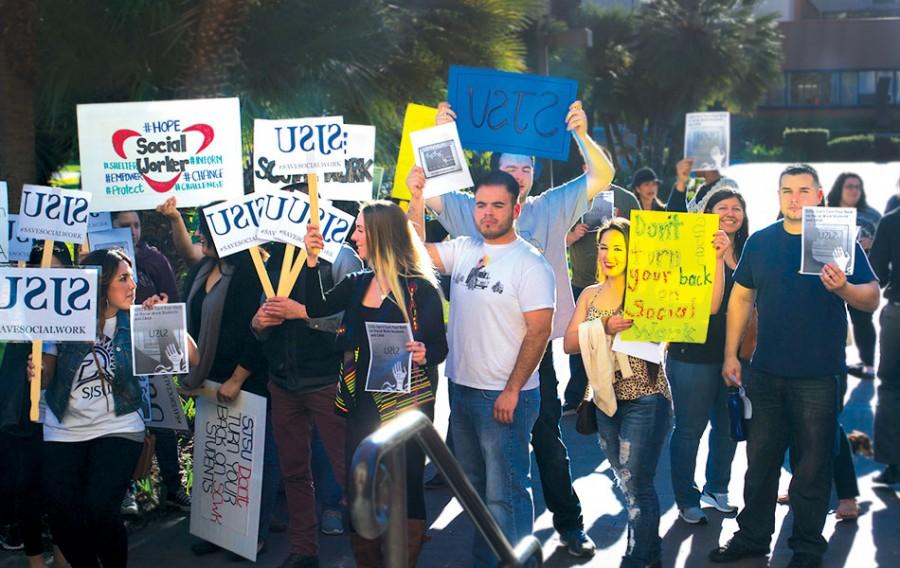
[384,444,407,568]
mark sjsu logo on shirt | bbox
[0,275,93,316]
[20,191,90,227]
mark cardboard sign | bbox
[191,385,266,561]
[130,303,190,375]
[77,97,244,211]
[684,112,730,171]
[0,182,8,263]
[320,125,376,202]
[390,104,438,201]
[88,227,137,282]
[6,215,34,262]
[256,191,354,263]
[17,185,92,244]
[448,66,578,161]
[409,122,473,198]
[139,375,189,431]
[253,116,346,177]
[801,206,856,275]
[0,267,98,342]
[202,194,269,257]
[87,212,112,233]
[621,210,719,343]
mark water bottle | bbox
[727,386,747,442]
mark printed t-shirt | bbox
[436,175,588,338]
[733,220,877,377]
[435,236,555,391]
[43,317,145,442]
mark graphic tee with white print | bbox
[43,317,146,442]
[435,236,555,391]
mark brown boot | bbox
[351,533,382,568]
[406,520,429,568]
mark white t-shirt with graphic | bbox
[43,317,146,443]
[436,236,555,391]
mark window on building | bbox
[860,71,894,105]
[789,72,832,106]
[840,72,858,105]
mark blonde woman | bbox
[304,201,447,567]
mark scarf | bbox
[183,259,234,389]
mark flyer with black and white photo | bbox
[800,207,856,275]
[364,322,413,393]
[582,191,615,230]
[130,303,190,376]
[410,122,473,199]
[684,112,730,171]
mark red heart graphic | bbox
[111,124,215,193]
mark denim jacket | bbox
[45,310,142,422]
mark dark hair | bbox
[80,248,133,336]
[489,152,535,172]
[28,242,73,267]
[111,211,141,223]
[704,189,749,259]
[474,171,520,205]
[596,218,631,261]
[827,172,868,210]
[198,200,225,259]
[780,163,821,188]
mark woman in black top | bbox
[303,200,447,567]
[666,188,748,525]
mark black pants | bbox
[564,286,589,408]
[0,428,43,556]
[735,371,838,559]
[876,302,900,465]
[44,437,142,568]
[532,345,583,533]
[848,306,876,366]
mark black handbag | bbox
[574,384,597,435]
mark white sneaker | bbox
[678,506,708,524]
[120,491,140,516]
[700,490,738,513]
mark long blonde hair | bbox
[361,201,439,322]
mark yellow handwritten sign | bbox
[620,210,720,343]
[390,103,438,202]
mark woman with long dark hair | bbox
[666,188,748,525]
[303,200,448,567]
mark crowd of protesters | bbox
[1,98,898,568]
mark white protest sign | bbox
[139,375,189,431]
[88,227,137,282]
[800,206,857,275]
[6,215,34,262]
[87,212,112,233]
[202,193,269,257]
[130,303,190,375]
[684,112,730,172]
[410,122,473,198]
[253,116,346,176]
[0,182,8,263]
[191,385,266,561]
[256,191,354,263]
[364,322,413,393]
[77,97,244,212]
[18,185,92,244]
[320,125,376,202]
[0,267,98,342]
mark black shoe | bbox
[0,524,24,551]
[787,552,822,568]
[873,464,900,485]
[191,540,221,556]
[709,539,769,563]
[278,554,319,568]
[847,364,865,378]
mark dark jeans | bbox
[734,370,838,559]
[151,427,182,495]
[596,394,672,567]
[848,305,876,366]
[311,427,343,512]
[876,302,900,465]
[533,344,583,533]
[564,286,589,408]
[44,437,143,568]
[0,429,43,556]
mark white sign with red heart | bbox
[77,97,244,212]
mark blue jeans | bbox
[449,382,540,568]
[596,394,672,567]
[666,358,736,509]
[733,370,838,559]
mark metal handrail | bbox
[350,410,543,568]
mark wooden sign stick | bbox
[249,246,275,299]
[279,174,320,295]
[276,244,296,298]
[30,239,54,421]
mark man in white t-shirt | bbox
[417,171,555,567]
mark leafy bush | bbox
[783,128,829,161]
